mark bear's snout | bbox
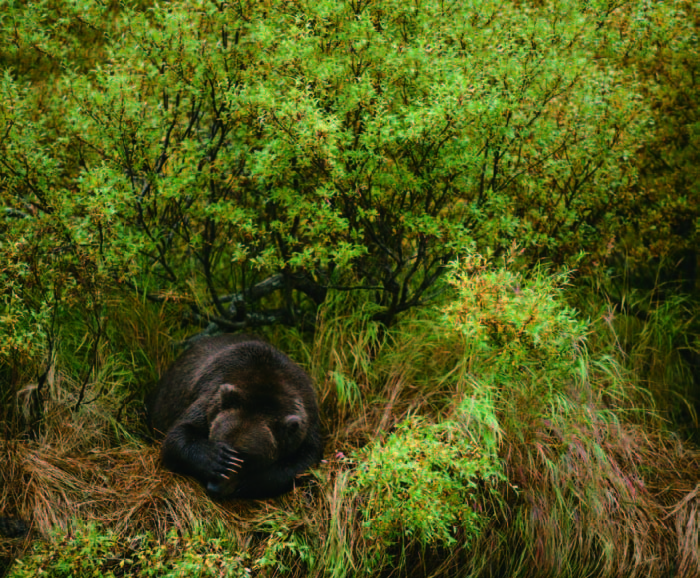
[210,414,278,464]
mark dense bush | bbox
[3,0,694,351]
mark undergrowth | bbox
[9,523,252,578]
[349,411,504,573]
[2,255,700,577]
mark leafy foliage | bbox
[2,0,685,351]
[350,413,503,570]
[8,523,251,578]
[254,517,315,575]
[446,253,586,376]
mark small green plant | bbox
[254,524,315,575]
[349,413,503,571]
[445,253,587,379]
[8,523,251,578]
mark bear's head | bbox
[206,383,309,496]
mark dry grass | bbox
[2,418,247,541]
[500,417,700,577]
[2,378,700,577]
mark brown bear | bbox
[148,334,323,499]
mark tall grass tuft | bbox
[441,255,700,577]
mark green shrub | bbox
[349,411,503,571]
[444,254,592,410]
[1,0,674,348]
[254,520,315,575]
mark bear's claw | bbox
[211,443,243,479]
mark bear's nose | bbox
[206,481,225,498]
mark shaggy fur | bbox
[149,334,322,499]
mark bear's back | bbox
[148,334,316,436]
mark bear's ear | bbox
[283,415,303,435]
[219,383,243,409]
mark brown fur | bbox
[148,334,322,499]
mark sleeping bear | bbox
[148,334,323,499]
